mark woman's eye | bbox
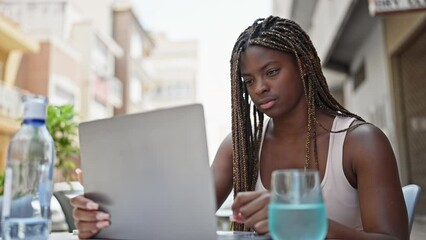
[244,79,253,85]
[266,69,279,77]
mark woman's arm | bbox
[327,123,409,239]
[211,133,234,210]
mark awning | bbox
[0,13,39,52]
[0,115,19,135]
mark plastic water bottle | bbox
[1,95,55,240]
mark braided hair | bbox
[230,16,364,231]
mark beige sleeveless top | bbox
[255,116,363,230]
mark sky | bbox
[131,0,272,161]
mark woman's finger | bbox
[75,168,83,184]
[243,203,268,229]
[70,195,99,210]
[253,219,269,235]
[239,193,269,220]
[75,220,109,237]
[73,208,110,222]
[232,191,263,216]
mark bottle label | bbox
[2,168,13,218]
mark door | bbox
[394,22,426,215]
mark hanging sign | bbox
[369,0,426,16]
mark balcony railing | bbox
[93,75,123,108]
[0,0,68,38]
[107,76,123,108]
[0,81,22,120]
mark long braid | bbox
[230,16,363,231]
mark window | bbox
[354,62,366,90]
[55,85,75,104]
[130,31,143,59]
[130,77,142,103]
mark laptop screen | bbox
[79,104,217,240]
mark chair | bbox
[53,191,76,233]
[402,184,421,233]
[53,181,84,232]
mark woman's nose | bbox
[255,79,269,95]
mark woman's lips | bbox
[259,100,276,110]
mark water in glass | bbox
[268,169,327,240]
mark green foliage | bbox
[0,172,4,195]
[46,105,79,182]
[0,105,79,195]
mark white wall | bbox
[49,73,80,109]
[343,20,398,156]
[310,0,354,62]
[71,0,114,36]
[272,0,293,18]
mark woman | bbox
[71,16,409,239]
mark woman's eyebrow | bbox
[241,61,279,76]
[241,72,252,78]
[260,61,279,71]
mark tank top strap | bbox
[255,116,270,192]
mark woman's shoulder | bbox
[344,119,396,168]
[346,120,388,144]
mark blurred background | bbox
[0,0,425,237]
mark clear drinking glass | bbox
[268,169,327,240]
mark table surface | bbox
[49,231,271,240]
[49,232,78,240]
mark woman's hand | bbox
[231,191,270,234]
[70,195,110,239]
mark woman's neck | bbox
[269,110,334,140]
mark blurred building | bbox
[0,0,199,169]
[68,20,123,121]
[71,0,124,120]
[0,11,39,171]
[0,0,123,121]
[0,0,81,109]
[0,0,127,182]
[274,0,426,214]
[112,1,155,114]
[142,33,198,109]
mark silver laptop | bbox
[79,104,217,240]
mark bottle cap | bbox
[22,95,49,120]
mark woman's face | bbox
[239,45,305,118]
